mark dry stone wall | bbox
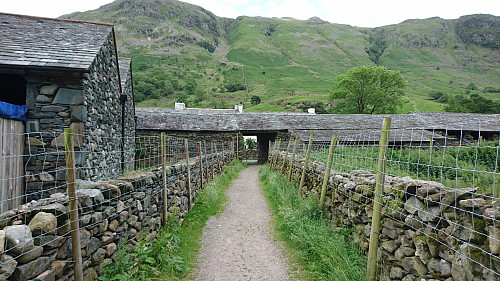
[0,152,232,281]
[271,151,499,281]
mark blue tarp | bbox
[0,101,27,121]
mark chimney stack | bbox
[175,102,185,110]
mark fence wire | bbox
[0,130,235,272]
[271,124,500,279]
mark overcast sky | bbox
[2,0,499,27]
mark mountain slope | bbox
[62,0,500,113]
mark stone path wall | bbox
[271,151,500,281]
[0,152,233,281]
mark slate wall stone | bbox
[0,152,233,281]
[271,151,500,281]
[82,33,134,181]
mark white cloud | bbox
[259,0,322,20]
[316,0,500,27]
[2,0,114,18]
[2,0,499,27]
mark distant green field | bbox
[67,3,499,114]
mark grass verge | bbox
[259,165,367,281]
[164,159,246,280]
[98,159,246,281]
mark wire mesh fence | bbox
[270,121,500,280]
[0,129,236,280]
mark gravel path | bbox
[194,166,291,281]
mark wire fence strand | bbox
[0,130,236,279]
[271,124,500,280]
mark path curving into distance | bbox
[194,166,292,281]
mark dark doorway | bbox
[256,133,276,164]
[0,74,26,105]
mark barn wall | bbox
[83,33,135,181]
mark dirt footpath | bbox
[194,166,291,281]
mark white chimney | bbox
[175,102,185,110]
[308,108,316,114]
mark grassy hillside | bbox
[62,0,500,113]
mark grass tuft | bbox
[99,159,246,281]
[259,165,367,281]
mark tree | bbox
[250,95,261,106]
[445,94,500,113]
[466,82,478,90]
[329,65,407,114]
[245,138,256,149]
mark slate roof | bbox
[135,108,500,143]
[135,108,500,134]
[0,13,113,71]
[408,112,500,132]
[288,129,444,143]
[135,108,426,132]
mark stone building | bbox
[0,13,135,203]
[135,107,500,164]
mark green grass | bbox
[307,141,500,195]
[246,103,287,112]
[99,159,247,281]
[259,165,367,281]
[397,96,446,113]
[66,3,500,113]
[161,159,247,280]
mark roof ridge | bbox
[0,12,114,27]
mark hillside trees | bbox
[250,96,261,106]
[365,29,387,64]
[445,94,500,113]
[329,65,407,114]
[245,138,256,149]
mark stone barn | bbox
[135,107,500,165]
[0,13,135,206]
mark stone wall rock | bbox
[271,151,500,280]
[0,151,233,280]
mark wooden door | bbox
[0,118,24,212]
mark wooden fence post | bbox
[298,133,314,195]
[223,142,226,165]
[198,141,204,190]
[64,128,83,281]
[214,142,220,173]
[280,139,292,174]
[287,136,299,182]
[161,133,168,225]
[231,139,235,159]
[203,140,209,180]
[367,117,392,281]
[184,139,192,210]
[268,140,274,164]
[319,134,338,206]
[211,143,215,179]
[273,138,282,169]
